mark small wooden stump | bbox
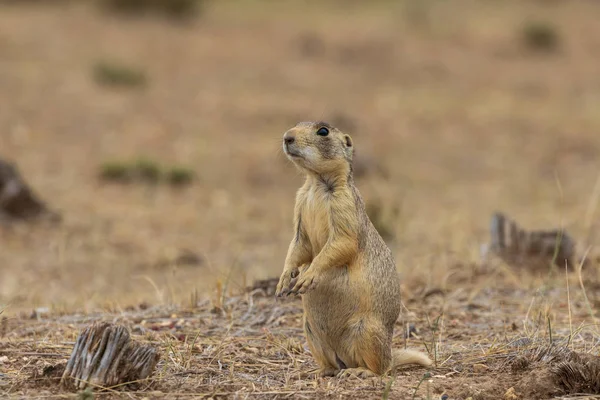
[485,211,576,270]
[0,159,59,222]
[508,344,600,395]
[61,322,160,391]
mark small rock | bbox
[405,324,418,338]
[0,356,8,364]
[42,363,66,378]
[473,363,489,373]
[504,387,519,400]
[174,249,203,267]
[30,307,50,320]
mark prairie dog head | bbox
[282,121,354,175]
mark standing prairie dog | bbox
[275,121,431,378]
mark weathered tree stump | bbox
[0,159,59,222]
[509,343,600,395]
[60,322,160,391]
[484,211,576,269]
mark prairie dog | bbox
[275,121,431,378]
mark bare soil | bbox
[1,1,600,398]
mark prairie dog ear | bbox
[343,134,354,159]
[343,134,353,148]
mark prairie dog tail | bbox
[392,349,432,369]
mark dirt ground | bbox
[1,0,600,398]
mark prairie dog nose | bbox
[283,132,295,145]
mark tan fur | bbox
[276,121,431,378]
[392,349,433,370]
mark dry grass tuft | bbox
[93,61,148,88]
[98,0,203,20]
[522,20,560,53]
[99,159,195,186]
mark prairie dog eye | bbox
[316,127,329,136]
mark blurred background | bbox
[1,0,599,314]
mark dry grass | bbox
[1,0,600,398]
[2,270,600,399]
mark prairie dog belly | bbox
[302,264,364,342]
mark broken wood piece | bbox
[0,159,60,222]
[484,212,576,269]
[60,322,160,391]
